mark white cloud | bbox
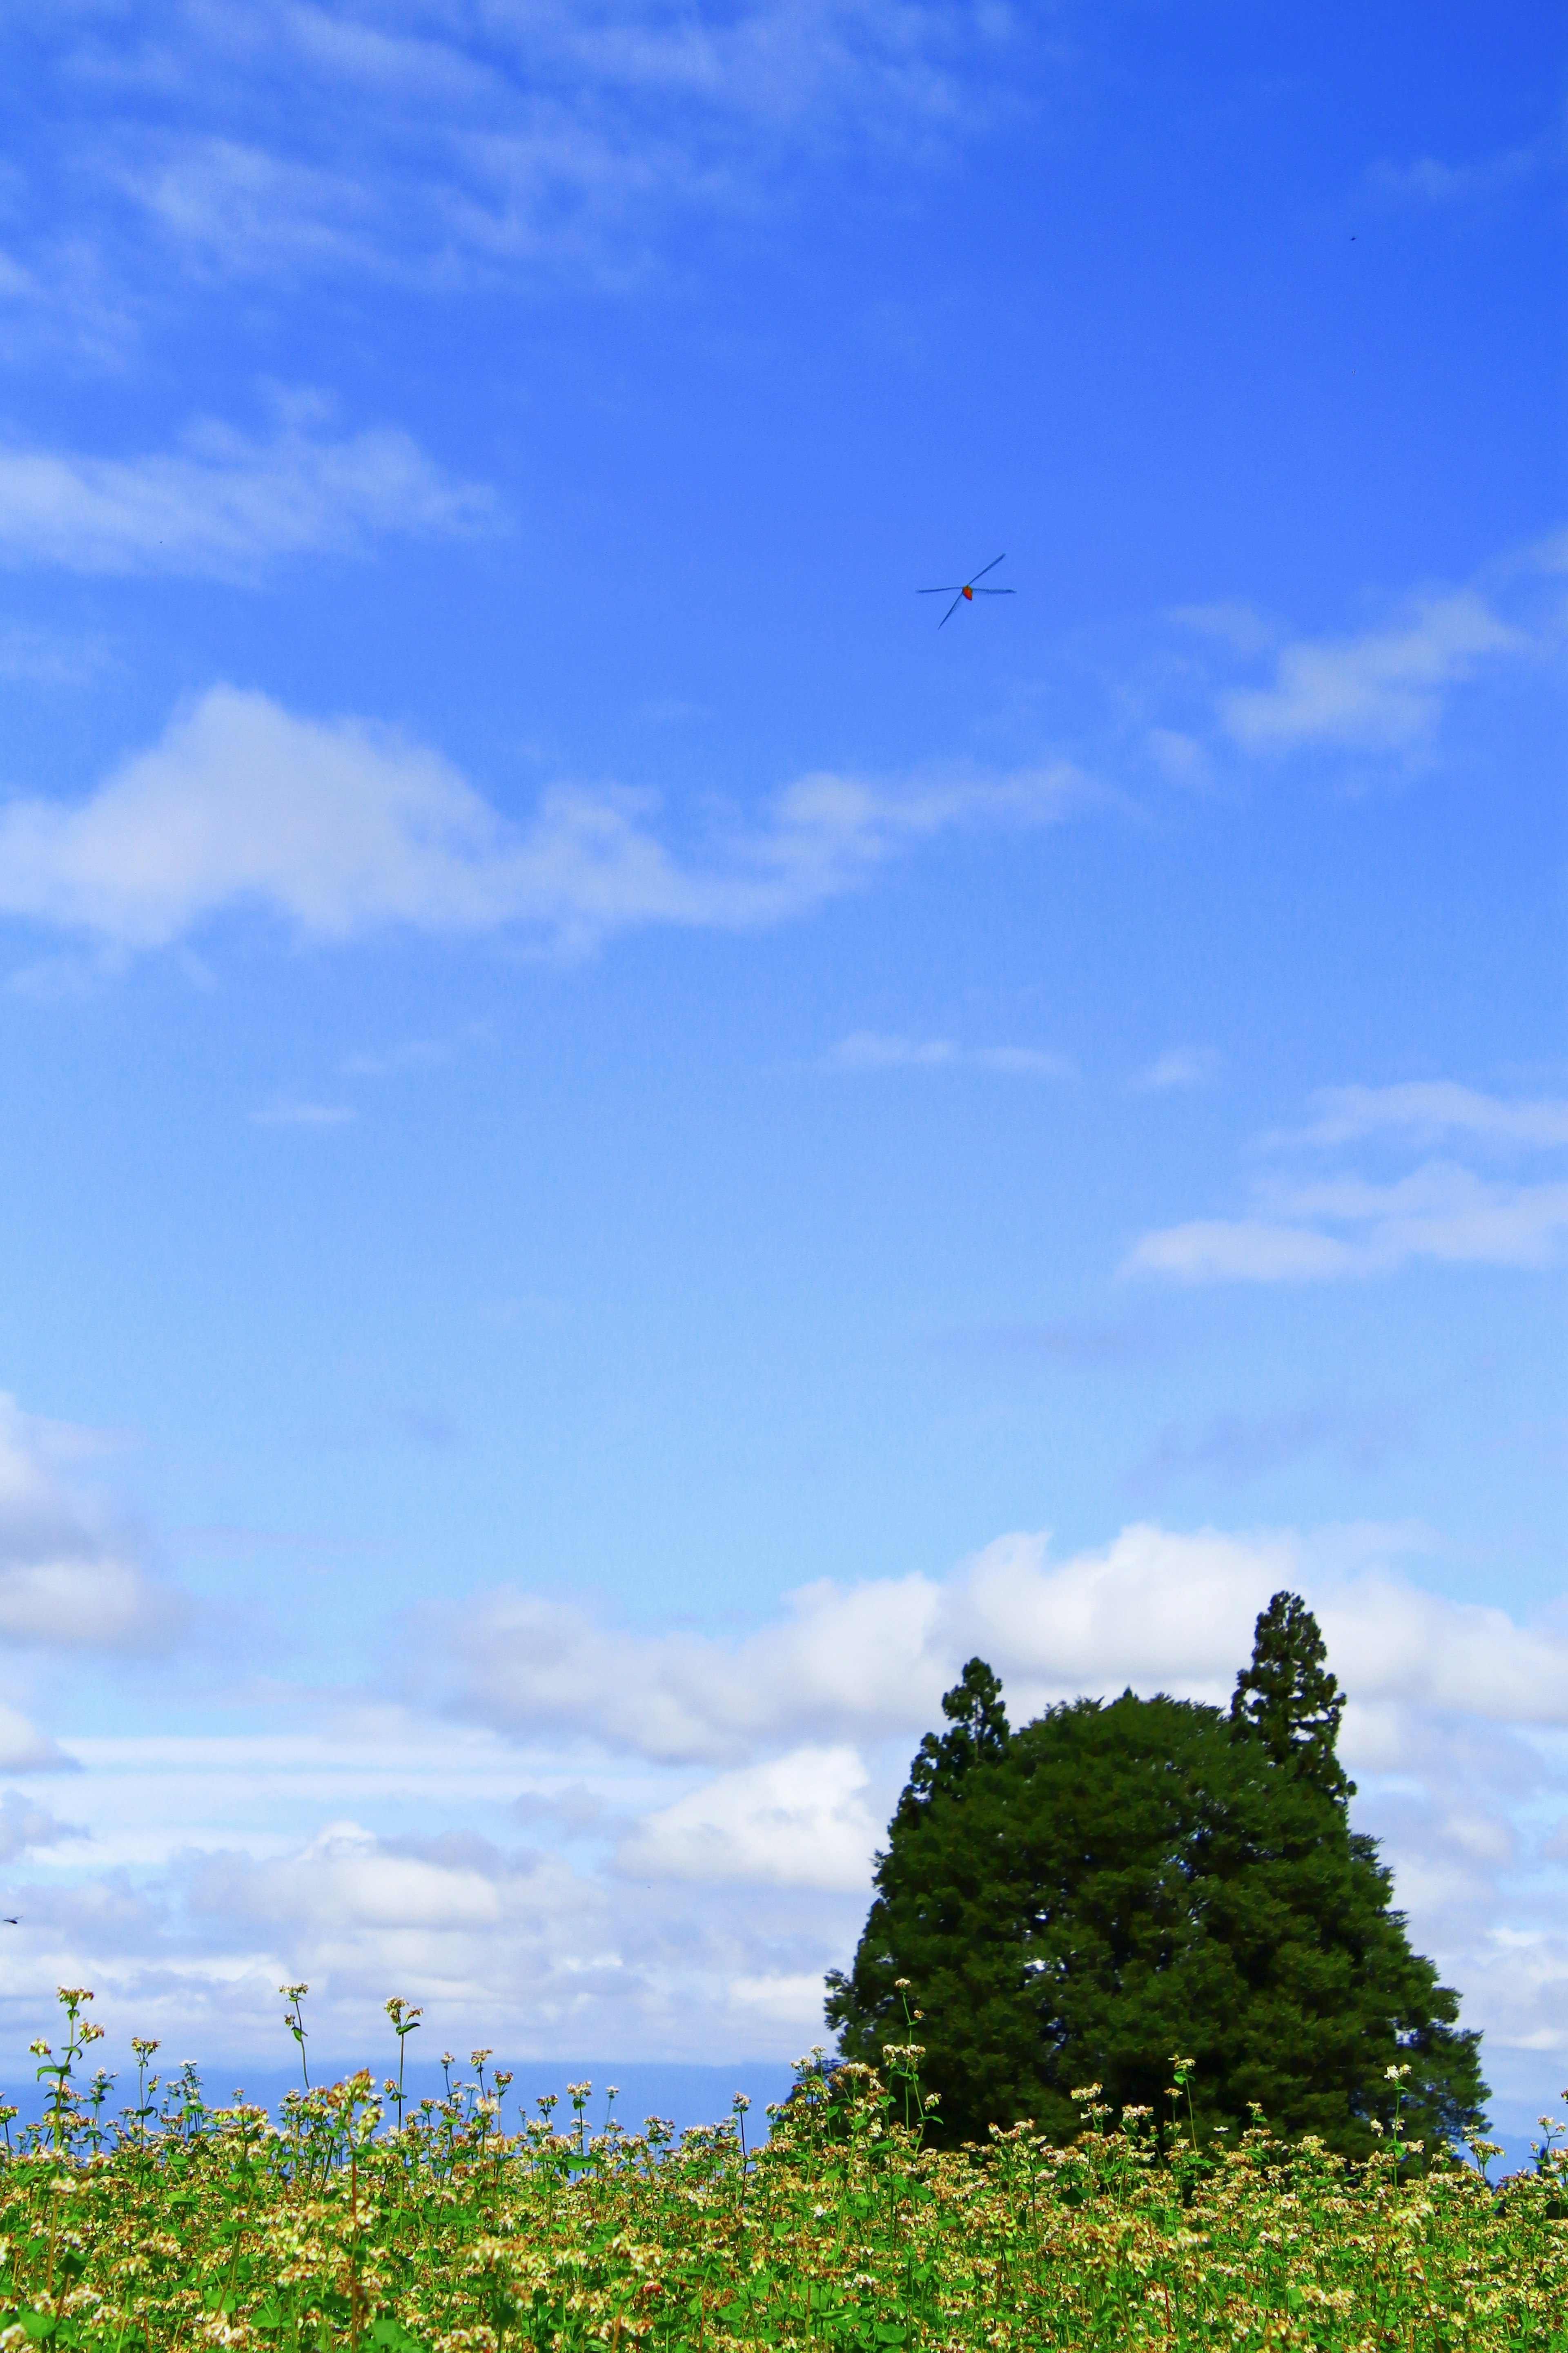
[1129,1079,1568,1284]
[0,1704,71,1774]
[617,1747,878,1889]
[0,687,1081,953]
[1367,146,1544,205]
[9,1520,1568,2100]
[1136,1046,1218,1091]
[829,1033,1071,1075]
[1126,1218,1359,1282]
[25,1,1037,317]
[831,1032,957,1069]
[0,1787,82,1860]
[249,1100,356,1128]
[1279,1082,1568,1154]
[0,413,494,578]
[442,1573,947,1765]
[1220,590,1521,754]
[1131,1165,1568,1282]
[442,1520,1568,1767]
[0,1397,186,1655]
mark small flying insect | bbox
[1,1918,17,1926]
[919,553,1015,628]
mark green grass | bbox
[0,1988,1563,2351]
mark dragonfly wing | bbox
[969,553,1006,584]
[975,587,1015,595]
[938,591,964,627]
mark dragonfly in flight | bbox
[919,553,1015,628]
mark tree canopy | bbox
[825,1592,1486,2155]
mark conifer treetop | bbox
[1230,1589,1354,1800]
[899,1657,1009,1816]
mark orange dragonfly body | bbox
[918,554,1015,627]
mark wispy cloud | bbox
[341,1038,451,1079]
[1366,144,1548,206]
[0,410,494,578]
[16,1,1038,316]
[932,1319,1147,1369]
[1128,1405,1412,1496]
[1131,1168,1568,1283]
[1274,1082,1568,1154]
[1159,534,1567,781]
[1219,590,1521,755]
[0,686,1084,955]
[1135,1046,1218,1091]
[1127,1082,1568,1283]
[249,1100,356,1128]
[829,1033,1072,1075]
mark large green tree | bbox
[825,1595,1487,2155]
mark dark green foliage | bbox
[1230,1588,1354,1801]
[896,1656,1010,1815]
[826,1594,1487,2157]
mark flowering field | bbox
[0,1990,1563,2352]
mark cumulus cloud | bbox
[0,1787,82,1860]
[442,1574,947,1765]
[616,1748,878,1889]
[1128,1082,1568,1284]
[441,1521,1568,1767]
[431,1523,1568,2089]
[0,1397,186,1654]
[0,1703,71,1773]
[8,1804,859,2064]
[1220,590,1521,754]
[0,412,494,578]
[0,687,1080,953]
[9,1519,1568,2092]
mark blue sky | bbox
[0,0,1563,2151]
